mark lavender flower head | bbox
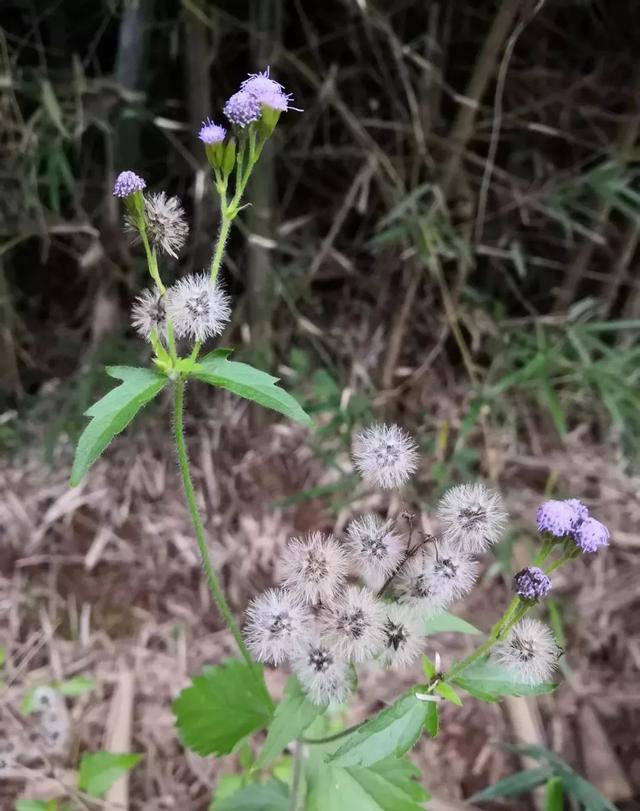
[536,499,578,538]
[198,118,226,144]
[565,498,589,525]
[574,517,610,553]
[223,90,262,127]
[241,67,296,112]
[113,170,145,198]
[514,566,551,601]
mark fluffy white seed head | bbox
[437,483,508,554]
[396,543,478,613]
[380,603,425,668]
[131,287,166,341]
[321,585,386,662]
[352,424,419,489]
[493,617,559,685]
[166,273,231,342]
[125,192,189,258]
[346,515,404,579]
[244,588,310,665]
[280,532,349,606]
[292,636,352,706]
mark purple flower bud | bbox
[198,118,226,144]
[514,566,552,601]
[574,517,610,553]
[223,90,262,128]
[564,498,589,527]
[536,499,576,538]
[113,170,145,198]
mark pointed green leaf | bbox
[434,682,462,706]
[329,691,428,768]
[16,802,58,811]
[70,366,167,485]
[78,752,141,797]
[557,771,619,811]
[424,611,481,635]
[172,660,273,756]
[193,354,312,426]
[422,656,436,679]
[468,767,552,802]
[452,660,556,702]
[255,677,322,769]
[310,755,429,811]
[213,779,289,811]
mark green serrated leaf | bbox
[56,676,95,697]
[424,611,481,635]
[70,366,167,485]
[468,766,552,802]
[329,691,428,768]
[255,677,322,770]
[434,682,462,706]
[172,660,273,757]
[310,755,429,811]
[193,354,312,426]
[213,779,289,811]
[78,752,141,797]
[452,660,556,702]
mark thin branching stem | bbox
[173,378,254,670]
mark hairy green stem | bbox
[173,379,254,668]
[210,202,232,283]
[288,741,304,811]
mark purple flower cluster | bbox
[113,170,145,198]
[514,566,552,601]
[223,68,296,127]
[223,90,262,128]
[194,68,297,142]
[536,498,609,554]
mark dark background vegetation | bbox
[2,0,640,459]
[1,0,640,808]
